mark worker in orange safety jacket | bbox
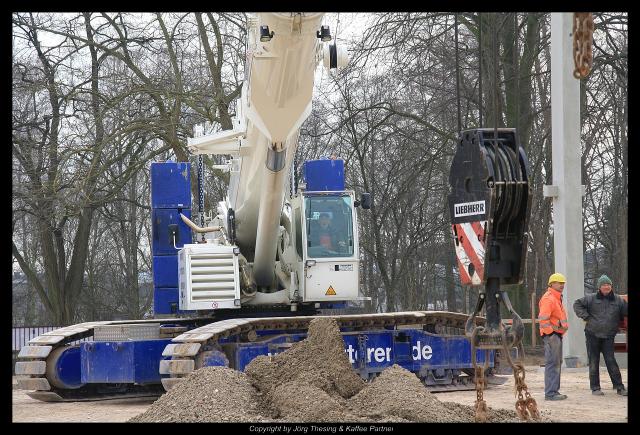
[538,273,569,400]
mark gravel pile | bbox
[129,366,271,423]
[245,317,365,400]
[131,316,544,423]
[347,364,529,423]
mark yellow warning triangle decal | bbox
[325,285,337,296]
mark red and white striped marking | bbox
[452,221,486,285]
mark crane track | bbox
[15,317,210,402]
[160,311,483,391]
[16,311,484,401]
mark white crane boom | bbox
[184,12,355,310]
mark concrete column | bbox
[545,13,588,367]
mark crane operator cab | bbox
[175,157,370,312]
[288,158,371,305]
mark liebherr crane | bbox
[16,13,514,408]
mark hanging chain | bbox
[512,362,540,420]
[478,12,483,127]
[514,12,519,133]
[470,324,542,422]
[474,365,489,422]
[572,12,594,79]
[197,154,206,242]
[469,328,489,423]
[454,13,462,133]
[502,340,541,421]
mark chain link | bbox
[573,12,594,79]
[512,362,541,421]
[197,155,206,242]
[474,366,489,422]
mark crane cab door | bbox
[296,193,359,302]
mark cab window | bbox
[304,195,354,258]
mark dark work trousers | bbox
[585,331,624,391]
[543,333,563,397]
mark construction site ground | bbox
[12,361,628,422]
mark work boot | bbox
[592,389,605,396]
[617,388,628,396]
[545,394,568,401]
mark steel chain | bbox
[513,362,541,421]
[197,154,206,242]
[474,366,489,422]
[573,12,594,79]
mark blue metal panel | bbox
[151,162,192,209]
[80,339,171,384]
[133,340,172,384]
[201,350,230,367]
[343,333,394,370]
[303,159,345,191]
[341,330,492,374]
[154,287,179,315]
[152,208,192,256]
[235,333,307,371]
[153,255,178,288]
[231,328,494,380]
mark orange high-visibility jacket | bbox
[538,287,569,336]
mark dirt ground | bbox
[11,387,156,423]
[12,366,627,423]
[441,366,628,423]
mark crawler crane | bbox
[17,12,507,404]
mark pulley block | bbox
[447,128,532,286]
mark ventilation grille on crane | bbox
[188,252,237,301]
[178,244,240,310]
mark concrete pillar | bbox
[545,13,588,367]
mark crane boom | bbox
[188,13,329,288]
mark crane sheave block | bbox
[448,128,532,286]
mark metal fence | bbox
[12,326,62,352]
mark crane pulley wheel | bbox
[504,145,523,223]
[479,138,527,228]
[495,144,514,224]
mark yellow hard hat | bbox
[548,273,567,285]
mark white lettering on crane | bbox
[344,344,393,363]
[411,340,433,360]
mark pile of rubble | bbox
[131,317,537,423]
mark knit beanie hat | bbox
[597,274,613,289]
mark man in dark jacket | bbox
[573,275,628,396]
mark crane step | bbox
[159,359,195,375]
[17,377,51,391]
[25,391,64,402]
[15,361,47,375]
[28,335,66,345]
[162,343,201,357]
[18,345,52,359]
